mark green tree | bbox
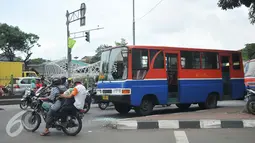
[89,38,128,63]
[0,23,40,68]
[90,44,110,63]
[29,58,48,64]
[241,43,255,61]
[217,0,255,24]
[115,38,128,46]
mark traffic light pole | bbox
[66,11,71,78]
[66,3,86,78]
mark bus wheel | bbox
[134,98,153,116]
[114,103,131,114]
[199,94,218,109]
[176,103,191,110]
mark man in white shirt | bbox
[59,78,87,110]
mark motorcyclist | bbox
[61,76,68,88]
[58,78,87,123]
[67,78,73,88]
[40,77,67,136]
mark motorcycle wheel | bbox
[83,102,91,114]
[20,100,28,110]
[98,102,109,110]
[246,98,255,115]
[21,111,41,132]
[30,101,37,109]
[62,115,82,136]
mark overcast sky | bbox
[1,0,254,61]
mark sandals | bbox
[40,131,50,136]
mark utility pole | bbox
[133,0,135,45]
[66,3,86,78]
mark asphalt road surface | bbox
[0,103,254,143]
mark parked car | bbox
[5,77,50,96]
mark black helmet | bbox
[61,76,67,83]
[61,76,67,81]
[52,78,62,86]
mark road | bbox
[0,103,254,143]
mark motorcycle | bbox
[20,86,49,110]
[245,87,255,115]
[83,88,93,114]
[98,102,110,110]
[20,88,35,110]
[21,92,85,136]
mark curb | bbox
[0,99,21,105]
[110,120,255,130]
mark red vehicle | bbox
[95,45,245,116]
[244,59,255,89]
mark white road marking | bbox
[174,131,189,143]
[158,120,179,129]
[115,120,138,129]
[200,120,221,128]
[243,120,255,127]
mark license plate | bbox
[102,95,109,100]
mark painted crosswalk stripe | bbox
[174,131,189,143]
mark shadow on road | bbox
[94,105,230,119]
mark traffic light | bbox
[85,31,90,42]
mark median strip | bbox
[110,119,255,130]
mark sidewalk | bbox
[109,101,255,130]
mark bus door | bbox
[165,52,179,103]
[220,54,232,100]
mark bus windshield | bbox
[99,47,128,81]
[244,60,255,77]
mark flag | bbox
[68,38,76,48]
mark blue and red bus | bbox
[244,59,255,89]
[94,45,245,116]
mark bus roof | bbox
[101,45,241,53]
[127,45,241,53]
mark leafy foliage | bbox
[90,38,128,64]
[115,38,128,47]
[217,0,255,24]
[29,58,49,64]
[241,43,255,61]
[0,23,40,68]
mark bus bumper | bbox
[93,95,130,104]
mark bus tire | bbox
[176,103,191,110]
[114,103,131,114]
[199,94,218,109]
[134,98,153,116]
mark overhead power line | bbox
[135,0,165,22]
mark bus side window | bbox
[201,52,219,69]
[132,49,148,79]
[232,53,241,70]
[180,51,200,69]
[150,49,159,65]
[153,51,164,69]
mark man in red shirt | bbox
[35,79,42,90]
